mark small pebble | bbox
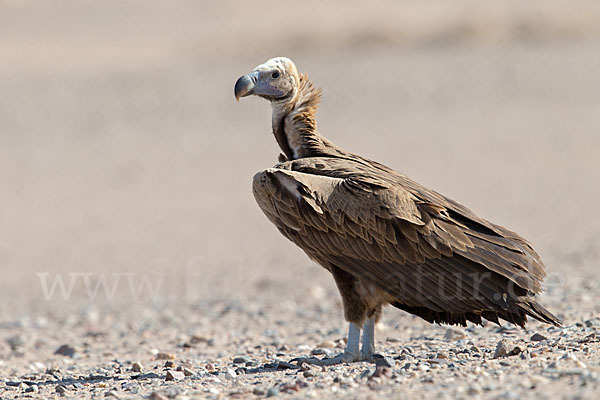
[277,360,298,369]
[165,370,184,381]
[131,362,143,372]
[266,387,280,397]
[149,392,169,400]
[56,384,68,395]
[163,360,175,368]
[233,356,251,364]
[156,352,175,360]
[317,340,335,348]
[580,333,596,343]
[358,369,372,379]
[444,328,466,340]
[585,318,600,327]
[530,333,548,342]
[370,366,392,379]
[225,368,237,379]
[54,344,76,357]
[509,345,523,356]
[26,384,39,393]
[417,364,430,372]
[190,334,211,344]
[494,339,513,358]
[373,354,395,368]
[183,368,194,377]
[467,384,482,395]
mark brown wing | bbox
[252,157,560,327]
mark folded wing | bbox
[252,157,560,327]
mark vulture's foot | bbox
[291,320,381,366]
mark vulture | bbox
[234,57,561,365]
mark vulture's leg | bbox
[290,323,361,365]
[343,321,361,360]
[360,316,375,360]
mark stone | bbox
[509,345,523,356]
[530,333,548,342]
[494,339,513,358]
[164,387,180,398]
[190,334,210,344]
[156,352,175,360]
[131,362,143,372]
[56,384,68,395]
[149,392,169,400]
[164,360,175,368]
[358,369,372,380]
[311,348,330,355]
[26,384,39,393]
[317,340,335,348]
[370,366,391,379]
[183,368,194,377]
[54,344,76,357]
[444,328,466,340]
[266,387,279,397]
[580,333,596,343]
[225,368,237,379]
[277,360,298,369]
[585,318,600,327]
[233,356,251,364]
[418,363,430,372]
[165,370,184,381]
[467,384,482,395]
[373,354,395,368]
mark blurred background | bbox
[1,0,599,319]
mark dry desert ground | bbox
[1,1,599,399]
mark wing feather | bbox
[253,157,555,325]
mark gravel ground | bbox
[1,1,599,399]
[1,273,599,399]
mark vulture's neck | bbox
[271,74,343,161]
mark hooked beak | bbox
[234,71,258,101]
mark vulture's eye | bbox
[271,71,280,79]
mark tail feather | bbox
[520,300,562,327]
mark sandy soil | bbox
[1,1,599,399]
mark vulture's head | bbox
[234,57,299,102]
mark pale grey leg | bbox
[344,322,361,359]
[360,317,375,360]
